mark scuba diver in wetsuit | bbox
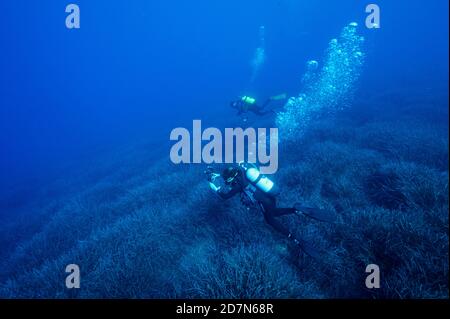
[230,94,287,121]
[205,163,336,258]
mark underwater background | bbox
[0,0,448,298]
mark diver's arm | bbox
[207,173,239,200]
[216,185,240,200]
[208,179,221,192]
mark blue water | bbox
[0,0,448,298]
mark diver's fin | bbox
[270,93,288,101]
[295,238,321,259]
[294,204,336,223]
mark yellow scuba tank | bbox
[241,96,256,105]
[239,162,278,195]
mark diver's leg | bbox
[264,197,297,217]
[252,108,274,116]
[271,207,297,217]
[251,99,276,116]
[260,203,320,259]
[294,203,337,223]
[261,99,272,109]
[261,205,292,237]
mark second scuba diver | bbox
[205,163,336,258]
[230,94,287,121]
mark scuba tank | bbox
[241,96,256,105]
[239,162,278,196]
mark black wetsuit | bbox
[216,169,297,239]
[234,99,273,116]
